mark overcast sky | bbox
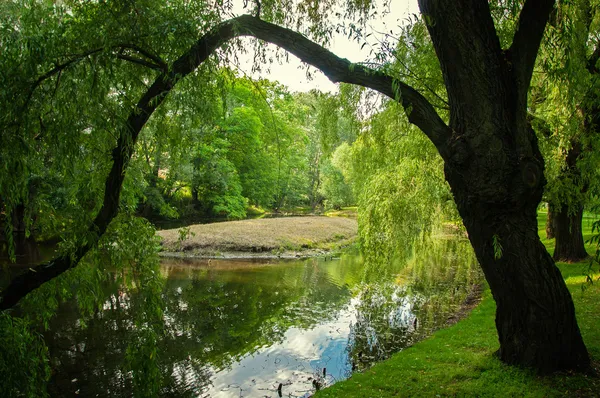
[229,0,419,93]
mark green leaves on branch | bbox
[492,234,503,260]
[0,313,50,398]
[351,101,455,270]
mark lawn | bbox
[318,212,600,397]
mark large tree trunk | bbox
[453,189,589,371]
[553,204,588,262]
[420,0,589,371]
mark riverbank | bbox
[319,263,599,397]
[157,216,358,259]
[317,216,600,397]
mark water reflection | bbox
[348,238,480,371]
[0,236,56,289]
[44,238,480,397]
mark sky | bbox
[230,0,419,93]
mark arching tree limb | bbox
[228,16,451,151]
[2,14,448,310]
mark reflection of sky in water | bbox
[204,298,358,398]
[44,240,480,397]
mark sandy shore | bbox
[157,216,358,259]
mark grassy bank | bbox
[157,216,357,257]
[318,214,600,397]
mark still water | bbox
[44,238,480,397]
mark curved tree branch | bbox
[1,14,450,310]
[20,44,166,121]
[231,16,451,150]
[21,49,104,117]
[116,54,163,71]
[117,43,167,70]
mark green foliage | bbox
[345,15,458,269]
[0,313,50,398]
[222,106,269,204]
[531,0,600,217]
[351,101,454,268]
[0,0,234,244]
[1,0,597,393]
[192,140,248,219]
[125,71,330,219]
[0,0,373,234]
[585,207,600,288]
[387,17,446,111]
[7,214,166,395]
[289,87,362,211]
[320,143,354,210]
[177,226,195,246]
[492,234,503,260]
[126,326,162,398]
[321,162,353,210]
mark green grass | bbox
[324,206,358,218]
[318,213,600,397]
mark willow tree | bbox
[349,16,452,270]
[532,0,600,262]
[1,0,590,372]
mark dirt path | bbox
[157,216,358,259]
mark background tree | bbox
[531,0,600,262]
[320,142,355,210]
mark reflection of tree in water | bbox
[42,240,480,397]
[347,284,419,372]
[46,276,146,396]
[45,257,352,397]
[159,259,352,394]
[347,238,481,372]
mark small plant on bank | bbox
[176,227,195,251]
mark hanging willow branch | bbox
[1,13,473,309]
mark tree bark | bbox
[10,204,27,234]
[454,191,589,371]
[553,204,588,262]
[419,0,589,371]
[1,5,590,372]
[549,137,588,262]
[546,203,555,239]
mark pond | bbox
[43,238,480,397]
